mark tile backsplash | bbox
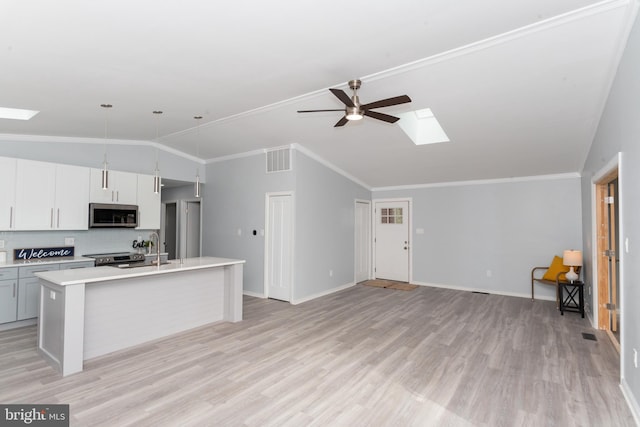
[0,229,159,261]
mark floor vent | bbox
[471,291,490,295]
[582,333,597,341]
[266,147,291,173]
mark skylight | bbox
[397,108,449,146]
[0,107,39,120]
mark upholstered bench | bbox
[531,255,581,308]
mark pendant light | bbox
[152,110,163,194]
[100,104,112,190]
[194,115,202,198]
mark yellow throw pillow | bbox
[542,255,570,281]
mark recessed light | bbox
[0,107,39,120]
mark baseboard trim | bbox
[243,290,266,299]
[0,318,37,332]
[620,379,640,426]
[292,282,356,305]
[411,281,556,301]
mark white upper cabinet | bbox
[14,160,90,230]
[4,157,158,231]
[0,157,17,230]
[55,164,90,230]
[14,159,57,230]
[136,174,161,230]
[89,169,138,205]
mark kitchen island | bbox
[35,257,244,376]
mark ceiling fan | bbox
[297,79,412,127]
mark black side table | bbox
[559,281,584,318]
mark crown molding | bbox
[372,172,581,192]
[163,0,633,131]
[291,143,372,190]
[0,133,205,164]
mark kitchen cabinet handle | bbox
[116,191,119,202]
[13,283,16,298]
[50,208,54,228]
[57,208,60,228]
[9,206,13,228]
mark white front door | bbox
[355,200,371,283]
[374,200,410,282]
[265,193,294,302]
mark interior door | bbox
[163,202,177,260]
[374,200,410,282]
[596,172,620,350]
[355,201,371,283]
[266,193,293,302]
[606,180,619,344]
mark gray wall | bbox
[202,149,371,301]
[581,10,640,414]
[161,183,200,202]
[202,152,295,295]
[0,137,202,183]
[374,176,583,299]
[294,152,371,301]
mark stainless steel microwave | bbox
[89,203,138,228]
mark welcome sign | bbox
[14,246,75,261]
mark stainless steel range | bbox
[83,252,146,267]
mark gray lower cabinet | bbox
[17,264,59,321]
[59,261,95,271]
[0,260,95,325]
[0,268,18,324]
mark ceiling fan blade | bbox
[363,110,400,124]
[361,95,412,110]
[334,116,349,127]
[329,88,355,108]
[297,109,345,113]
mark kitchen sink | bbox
[110,261,170,269]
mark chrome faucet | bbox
[149,231,161,267]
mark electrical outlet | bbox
[329,270,333,277]
[64,237,75,246]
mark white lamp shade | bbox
[563,250,583,267]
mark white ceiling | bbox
[1,0,636,188]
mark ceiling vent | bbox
[266,147,292,173]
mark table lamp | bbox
[563,250,582,283]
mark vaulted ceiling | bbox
[1,0,637,188]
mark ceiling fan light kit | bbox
[298,79,411,127]
[346,106,363,121]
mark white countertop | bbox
[35,256,246,286]
[0,256,95,269]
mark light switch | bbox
[237,228,242,236]
[65,237,75,246]
[416,228,424,235]
[50,291,56,300]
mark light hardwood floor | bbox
[0,284,634,426]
